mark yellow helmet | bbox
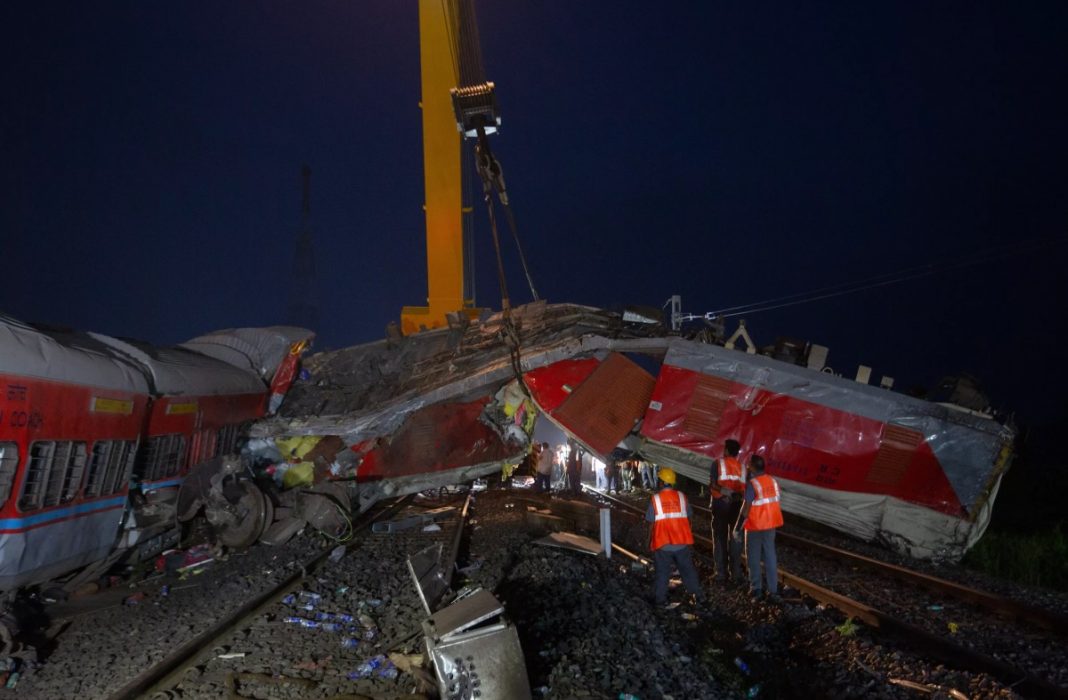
[658,467,677,485]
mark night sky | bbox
[3,2,1066,423]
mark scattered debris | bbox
[532,532,603,556]
[835,617,858,637]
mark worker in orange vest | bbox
[645,467,706,607]
[734,454,784,601]
[709,438,746,584]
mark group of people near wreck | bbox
[514,436,783,603]
[646,438,783,605]
[520,442,657,495]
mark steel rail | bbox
[590,490,1068,700]
[108,495,412,700]
[690,500,1068,636]
[779,530,1068,636]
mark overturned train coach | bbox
[0,314,312,603]
[258,302,1013,563]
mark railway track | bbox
[107,495,416,699]
[107,490,475,699]
[590,489,1068,700]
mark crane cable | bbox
[449,0,539,304]
[452,0,537,396]
[474,124,534,397]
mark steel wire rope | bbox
[500,197,540,302]
[454,0,537,399]
[438,0,459,82]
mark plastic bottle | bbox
[333,613,355,623]
[747,684,762,698]
[299,591,322,602]
[320,622,343,633]
[734,657,750,675]
[282,616,305,625]
[282,594,296,606]
[340,637,360,649]
[379,665,399,680]
[347,655,385,679]
[298,619,319,629]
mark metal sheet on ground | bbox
[428,624,531,700]
[532,531,603,555]
[426,588,504,641]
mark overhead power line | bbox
[682,233,1067,322]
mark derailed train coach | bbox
[523,334,1015,561]
[256,303,1014,564]
[0,314,312,605]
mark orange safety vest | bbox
[710,456,746,498]
[744,474,784,531]
[650,488,694,550]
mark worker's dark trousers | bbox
[567,465,582,494]
[534,472,551,492]
[711,495,743,581]
[745,529,778,595]
[653,546,704,604]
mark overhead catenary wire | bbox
[702,233,1066,320]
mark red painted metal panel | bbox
[356,397,516,481]
[523,358,600,414]
[549,353,657,456]
[641,364,963,516]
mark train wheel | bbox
[211,481,269,550]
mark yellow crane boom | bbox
[401,0,473,335]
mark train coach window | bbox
[58,442,88,503]
[0,442,18,507]
[18,441,85,510]
[39,441,88,508]
[217,424,239,456]
[143,434,187,482]
[19,442,54,510]
[87,441,137,497]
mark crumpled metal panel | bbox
[181,326,314,382]
[252,303,671,443]
[407,543,449,615]
[426,588,504,640]
[90,334,266,396]
[355,398,518,480]
[523,358,600,413]
[428,622,531,700]
[548,352,656,456]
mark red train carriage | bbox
[521,340,1014,561]
[0,316,150,592]
[84,335,275,557]
[0,316,312,603]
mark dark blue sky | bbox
[3,2,1066,421]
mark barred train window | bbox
[0,442,19,507]
[144,434,186,481]
[217,424,239,457]
[86,441,138,497]
[18,441,88,511]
